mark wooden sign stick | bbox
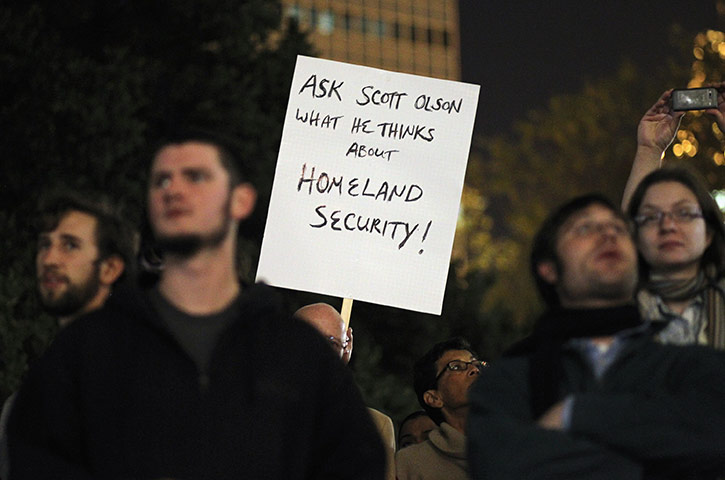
[341,297,354,330]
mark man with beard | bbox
[34,195,135,326]
[0,193,135,479]
[6,130,385,480]
[466,194,725,480]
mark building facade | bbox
[282,0,461,80]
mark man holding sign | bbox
[295,302,397,480]
[7,130,385,480]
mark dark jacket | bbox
[8,282,385,480]
[467,312,725,480]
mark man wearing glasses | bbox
[294,302,396,480]
[466,194,725,479]
[395,337,484,480]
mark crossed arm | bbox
[466,350,725,480]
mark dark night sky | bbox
[458,1,720,137]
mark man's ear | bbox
[423,389,443,409]
[536,260,558,285]
[99,255,125,286]
[230,182,257,221]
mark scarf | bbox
[645,267,725,349]
[525,305,643,419]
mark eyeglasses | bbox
[569,220,630,238]
[326,335,349,351]
[435,359,487,383]
[634,207,704,228]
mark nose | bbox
[161,176,183,200]
[658,212,677,231]
[468,363,481,376]
[597,222,622,241]
[39,243,60,266]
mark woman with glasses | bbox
[626,167,725,348]
[621,85,725,348]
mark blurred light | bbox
[714,152,725,166]
[707,30,724,43]
[682,140,698,157]
[713,122,724,137]
[673,144,684,157]
[713,190,725,211]
[694,47,705,60]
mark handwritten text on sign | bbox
[257,56,479,315]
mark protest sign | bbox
[256,55,479,315]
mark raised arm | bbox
[621,89,684,211]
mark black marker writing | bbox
[298,74,344,101]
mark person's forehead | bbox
[45,210,98,242]
[151,141,223,172]
[312,313,345,338]
[640,181,698,207]
[298,305,345,337]
[561,203,621,230]
[436,349,475,368]
[402,415,435,435]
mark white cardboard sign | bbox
[256,56,479,315]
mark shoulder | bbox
[395,427,467,480]
[428,423,465,457]
[395,439,434,470]
[368,408,395,449]
[368,408,393,429]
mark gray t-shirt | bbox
[148,288,240,375]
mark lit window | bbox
[318,11,334,35]
[286,5,301,20]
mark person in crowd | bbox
[0,192,136,479]
[7,129,385,480]
[294,302,396,480]
[398,410,436,450]
[395,337,484,480]
[627,167,725,348]
[621,84,725,348]
[467,193,725,479]
[35,192,136,326]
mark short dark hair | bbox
[36,191,138,281]
[530,194,625,307]
[151,127,251,187]
[626,167,725,280]
[413,337,478,425]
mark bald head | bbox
[294,303,351,362]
